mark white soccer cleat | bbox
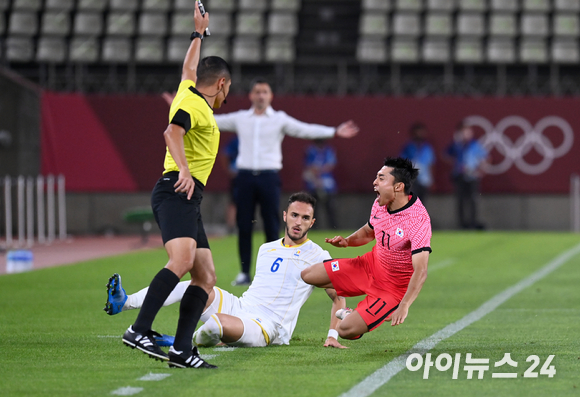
[335,308,353,320]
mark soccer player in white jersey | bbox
[105,192,348,348]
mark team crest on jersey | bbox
[294,249,301,257]
[331,261,340,272]
[396,228,404,238]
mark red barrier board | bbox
[41,93,580,194]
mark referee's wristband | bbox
[327,329,339,339]
[190,31,204,41]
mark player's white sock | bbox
[335,308,353,320]
[193,315,223,347]
[123,280,190,310]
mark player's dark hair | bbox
[383,157,419,195]
[249,77,271,91]
[287,192,317,211]
[197,56,232,86]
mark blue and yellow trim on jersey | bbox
[280,238,310,249]
[251,319,271,345]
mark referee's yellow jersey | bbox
[163,79,220,185]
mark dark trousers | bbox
[236,170,281,274]
[453,175,481,229]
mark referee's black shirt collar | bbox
[188,86,212,109]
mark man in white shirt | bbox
[214,79,359,286]
[105,192,348,349]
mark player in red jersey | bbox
[301,157,432,340]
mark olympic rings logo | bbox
[464,115,575,175]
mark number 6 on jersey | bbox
[271,258,283,272]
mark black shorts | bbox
[151,171,210,248]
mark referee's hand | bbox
[175,169,195,200]
[193,1,209,33]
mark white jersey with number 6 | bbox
[239,238,331,345]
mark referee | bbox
[122,2,231,369]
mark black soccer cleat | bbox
[122,326,169,361]
[168,346,217,369]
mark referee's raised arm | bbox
[182,1,209,83]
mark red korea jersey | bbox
[368,194,432,295]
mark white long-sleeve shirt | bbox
[214,106,336,171]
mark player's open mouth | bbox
[292,227,301,233]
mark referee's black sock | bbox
[172,285,209,353]
[133,268,180,334]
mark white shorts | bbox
[201,287,279,347]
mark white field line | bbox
[111,387,143,396]
[428,258,456,273]
[138,373,172,381]
[340,242,580,397]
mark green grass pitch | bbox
[1,231,579,397]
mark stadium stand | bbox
[0,0,578,95]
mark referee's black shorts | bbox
[151,171,210,248]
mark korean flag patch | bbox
[331,261,340,272]
[396,228,404,238]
